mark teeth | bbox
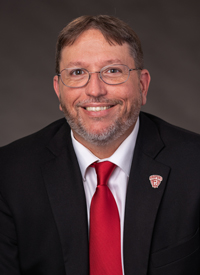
[86,106,110,111]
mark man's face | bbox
[54,29,150,149]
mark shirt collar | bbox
[71,118,139,180]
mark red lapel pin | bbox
[149,175,163,188]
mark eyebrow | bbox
[65,59,123,68]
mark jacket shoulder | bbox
[141,112,200,146]
[0,118,69,162]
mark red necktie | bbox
[89,161,123,275]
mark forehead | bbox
[60,29,135,68]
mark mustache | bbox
[76,97,123,107]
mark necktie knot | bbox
[90,161,116,186]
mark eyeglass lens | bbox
[60,64,131,88]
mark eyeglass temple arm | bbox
[129,68,142,72]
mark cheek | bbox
[60,88,80,109]
[118,87,136,105]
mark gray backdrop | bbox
[0,0,200,146]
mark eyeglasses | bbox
[57,64,141,88]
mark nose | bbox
[85,72,107,97]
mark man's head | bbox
[53,15,150,157]
[55,15,144,75]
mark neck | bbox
[72,126,134,159]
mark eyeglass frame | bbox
[57,64,142,88]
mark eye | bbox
[103,66,123,76]
[107,68,120,74]
[70,69,85,76]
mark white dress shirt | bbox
[71,118,139,274]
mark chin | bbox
[61,96,142,146]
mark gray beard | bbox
[60,94,142,146]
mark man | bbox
[0,15,199,275]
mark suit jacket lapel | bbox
[41,122,89,275]
[124,113,171,275]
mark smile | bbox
[85,106,111,111]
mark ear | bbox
[53,75,60,98]
[139,69,151,106]
[53,75,63,111]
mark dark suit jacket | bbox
[0,112,200,275]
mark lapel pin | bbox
[149,175,163,188]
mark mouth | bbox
[77,99,122,114]
[84,106,112,112]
